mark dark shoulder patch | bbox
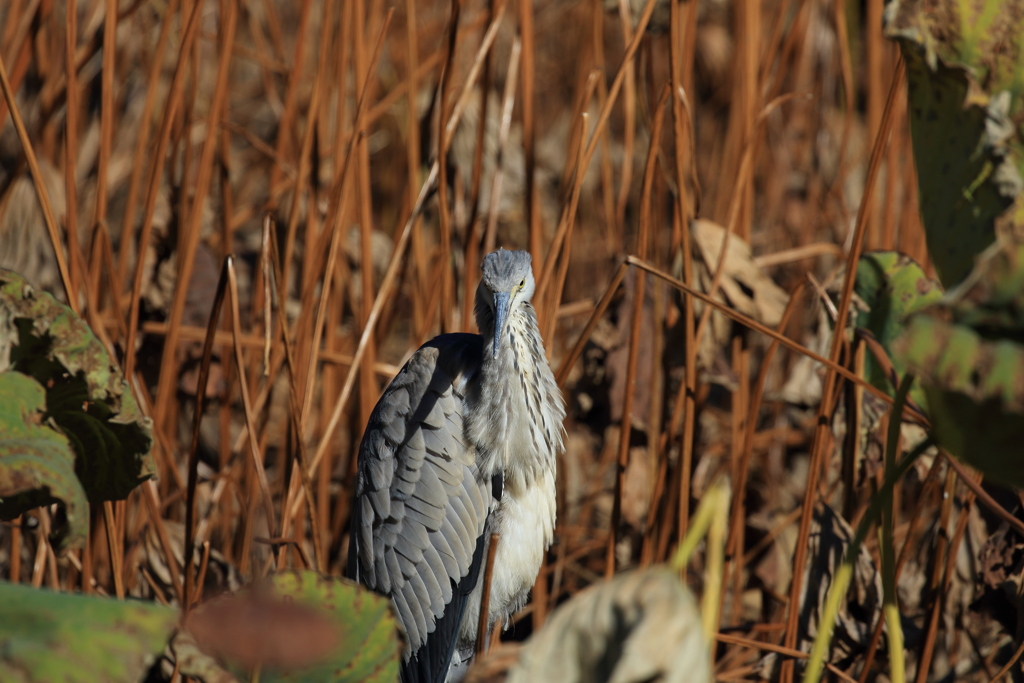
[491,472,503,502]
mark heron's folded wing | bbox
[348,336,490,683]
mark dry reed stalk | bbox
[183,256,230,611]
[605,83,666,578]
[463,2,496,316]
[64,0,80,298]
[114,0,179,286]
[404,0,428,339]
[535,0,658,304]
[93,0,116,272]
[857,452,946,681]
[124,0,202,383]
[302,0,516,490]
[279,10,395,570]
[723,282,806,644]
[280,0,336,332]
[0,49,75,307]
[588,0,618,251]
[916,474,978,683]
[354,0,382,429]
[668,0,696,549]
[476,36,522,298]
[299,8,393,436]
[692,93,806,371]
[228,257,289,570]
[518,0,539,263]
[779,58,907,683]
[476,533,501,656]
[543,111,589,348]
[612,0,636,234]
[0,0,41,127]
[434,0,463,335]
[267,0,313,196]
[625,256,922,416]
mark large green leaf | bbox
[0,580,178,683]
[853,252,942,407]
[0,372,88,548]
[893,241,1024,487]
[0,269,153,503]
[885,0,1024,289]
[941,238,1024,333]
[180,571,400,683]
[894,315,1024,486]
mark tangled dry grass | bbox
[1,0,1022,681]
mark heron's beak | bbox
[492,291,512,358]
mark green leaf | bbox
[894,315,1024,487]
[0,269,153,503]
[182,571,400,683]
[941,239,1024,334]
[885,1,1024,289]
[892,241,1024,487]
[0,580,178,683]
[0,372,88,549]
[853,252,942,407]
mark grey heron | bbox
[348,248,565,682]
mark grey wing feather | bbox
[348,334,489,683]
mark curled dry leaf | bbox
[507,567,711,683]
[672,219,790,372]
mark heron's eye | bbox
[519,279,525,288]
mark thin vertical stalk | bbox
[802,376,919,683]
[93,0,116,240]
[613,0,636,234]
[183,258,230,612]
[355,0,382,433]
[267,0,313,196]
[102,500,124,598]
[606,85,666,578]
[304,5,513,489]
[63,0,80,298]
[151,0,238,439]
[124,0,203,382]
[535,0,659,302]
[518,0,540,263]
[880,391,907,683]
[0,49,76,308]
[115,0,180,289]
[404,0,427,339]
[668,0,696,546]
[435,0,463,334]
[788,61,906,682]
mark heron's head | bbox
[478,249,535,358]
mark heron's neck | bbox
[471,303,563,494]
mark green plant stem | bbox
[881,374,914,683]
[671,476,729,573]
[802,374,929,683]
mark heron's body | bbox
[348,250,564,683]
